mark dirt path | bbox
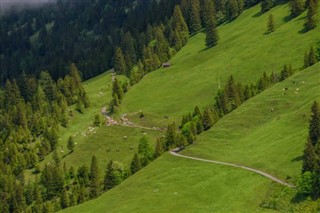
[170,150,295,188]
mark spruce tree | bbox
[165,123,177,149]
[114,47,127,75]
[290,0,305,17]
[304,51,310,68]
[60,188,70,209]
[309,101,320,145]
[308,46,318,66]
[226,0,241,20]
[205,15,219,47]
[130,153,142,174]
[67,136,75,153]
[172,5,189,49]
[89,155,100,198]
[189,0,202,34]
[304,0,317,31]
[138,136,153,166]
[154,138,164,158]
[200,0,216,27]
[261,0,273,13]
[202,107,214,130]
[302,137,318,173]
[267,14,275,33]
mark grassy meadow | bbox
[58,3,320,212]
[121,3,320,127]
[62,154,277,213]
[182,63,320,180]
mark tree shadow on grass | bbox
[199,46,211,53]
[283,15,292,23]
[252,11,263,18]
[291,193,309,204]
[298,27,309,34]
[291,155,303,162]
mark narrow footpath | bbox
[170,150,296,188]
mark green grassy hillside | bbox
[121,3,320,127]
[61,62,319,213]
[62,154,276,213]
[60,2,320,211]
[182,63,320,180]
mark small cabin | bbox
[162,62,171,68]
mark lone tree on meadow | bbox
[267,14,275,33]
[67,136,75,153]
[205,15,219,47]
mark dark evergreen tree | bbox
[302,137,318,173]
[205,15,219,47]
[290,0,305,17]
[308,46,318,66]
[67,136,75,153]
[304,0,318,31]
[104,160,124,190]
[200,0,216,27]
[138,136,153,166]
[261,0,273,12]
[202,107,214,130]
[114,47,127,75]
[267,14,275,33]
[89,155,100,198]
[309,101,320,145]
[154,138,165,158]
[189,0,202,33]
[172,5,189,50]
[165,123,177,149]
[130,153,142,174]
[60,188,70,209]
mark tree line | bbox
[0,64,89,212]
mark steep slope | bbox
[61,62,319,213]
[182,62,320,180]
[121,4,320,127]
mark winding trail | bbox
[170,150,295,188]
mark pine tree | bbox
[309,101,320,145]
[165,123,177,149]
[172,5,189,49]
[205,15,219,47]
[154,138,165,158]
[261,0,273,13]
[104,161,124,190]
[67,136,75,153]
[114,47,127,75]
[89,155,100,198]
[189,0,202,34]
[280,64,289,81]
[226,0,241,20]
[302,137,318,173]
[304,51,310,68]
[267,14,275,33]
[308,46,318,66]
[304,0,318,31]
[200,0,216,27]
[290,0,305,17]
[138,136,153,166]
[60,188,70,209]
[130,153,142,174]
[202,107,214,130]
